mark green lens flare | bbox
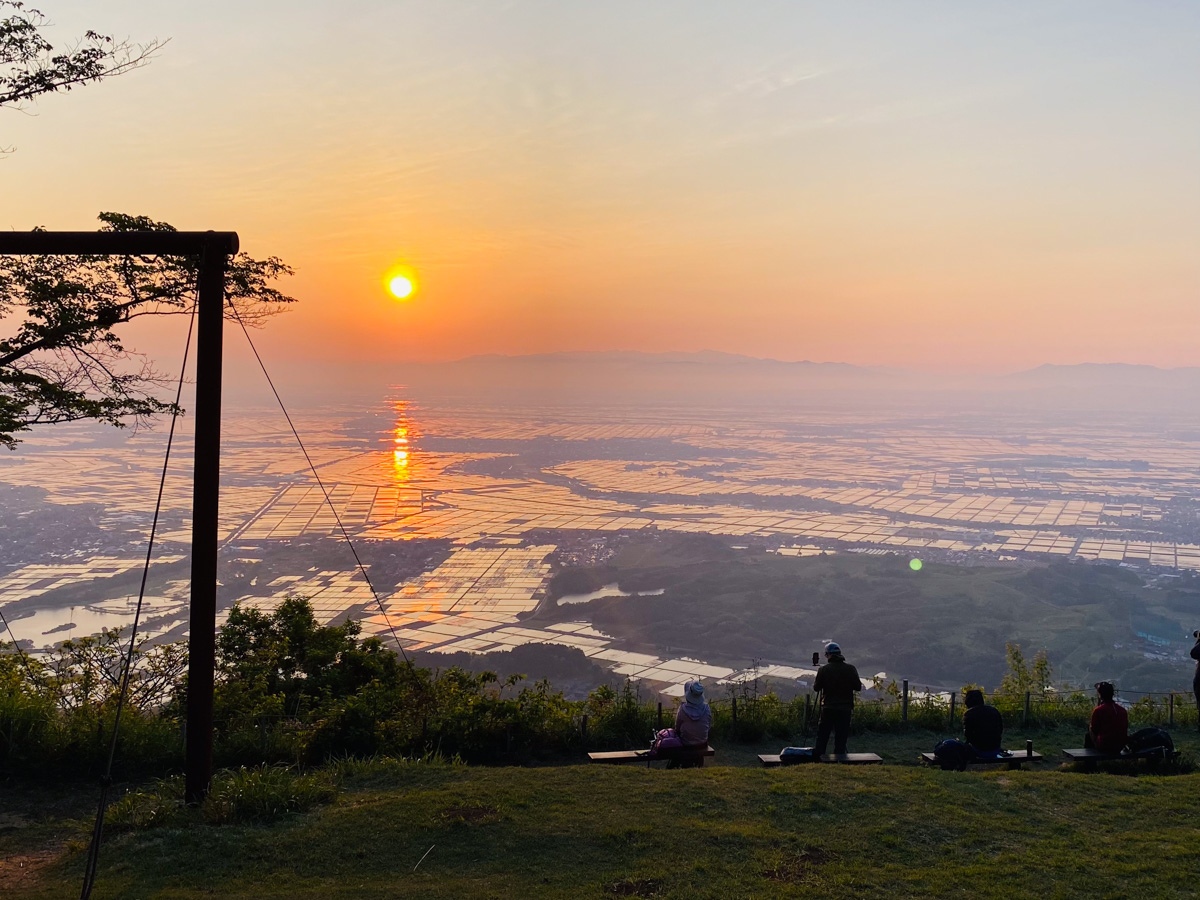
[909,558,923,571]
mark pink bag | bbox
[648,728,683,758]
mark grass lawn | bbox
[4,726,1199,900]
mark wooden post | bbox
[1023,691,1031,728]
[0,230,240,808]
[901,679,909,724]
[1169,692,1175,727]
[949,692,956,729]
[185,242,229,806]
[657,702,663,729]
[732,697,738,730]
[804,694,812,735]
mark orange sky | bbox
[4,2,1200,373]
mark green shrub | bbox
[108,765,339,830]
[8,604,1200,777]
[204,765,338,824]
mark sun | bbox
[389,275,414,299]
[383,264,418,301]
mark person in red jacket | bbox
[1085,681,1128,754]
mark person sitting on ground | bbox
[812,642,862,758]
[674,680,711,747]
[1085,681,1128,754]
[962,688,1004,756]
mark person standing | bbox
[812,641,862,758]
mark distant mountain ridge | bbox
[454,351,1198,381]
[1006,362,1200,387]
[456,350,890,372]
[250,354,1200,413]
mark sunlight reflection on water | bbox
[392,400,416,483]
[557,584,665,605]
[9,597,188,651]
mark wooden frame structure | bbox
[0,230,238,803]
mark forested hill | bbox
[534,538,1199,690]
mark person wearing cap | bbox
[962,688,1003,754]
[674,680,712,748]
[812,642,862,757]
[1085,682,1128,754]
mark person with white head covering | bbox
[674,680,712,747]
[812,641,862,757]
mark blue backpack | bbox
[1125,727,1174,759]
[779,746,817,765]
[933,739,976,771]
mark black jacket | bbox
[963,704,1003,752]
[813,657,862,709]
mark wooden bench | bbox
[759,752,883,767]
[1062,747,1179,768]
[587,745,715,766]
[919,749,1044,770]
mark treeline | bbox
[0,597,648,777]
[1,598,1194,779]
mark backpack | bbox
[647,728,683,758]
[1125,727,1174,758]
[933,738,976,771]
[779,746,817,765]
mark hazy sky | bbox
[4,1,1199,372]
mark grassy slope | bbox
[8,727,1200,900]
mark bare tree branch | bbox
[0,212,295,447]
[1,2,165,110]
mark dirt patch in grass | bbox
[440,804,500,825]
[605,876,662,897]
[0,847,64,892]
[762,845,834,884]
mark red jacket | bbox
[1089,701,1128,754]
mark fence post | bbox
[581,714,588,745]
[1169,692,1175,727]
[1023,691,1031,728]
[901,679,909,724]
[657,702,663,729]
[732,697,738,730]
[948,692,956,729]
[804,694,812,735]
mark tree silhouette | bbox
[2,1,164,152]
[0,212,294,448]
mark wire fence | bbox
[689,684,1200,743]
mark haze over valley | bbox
[6,361,1200,697]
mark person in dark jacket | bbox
[962,688,1003,755]
[1085,681,1128,754]
[1191,633,1200,717]
[812,641,862,757]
